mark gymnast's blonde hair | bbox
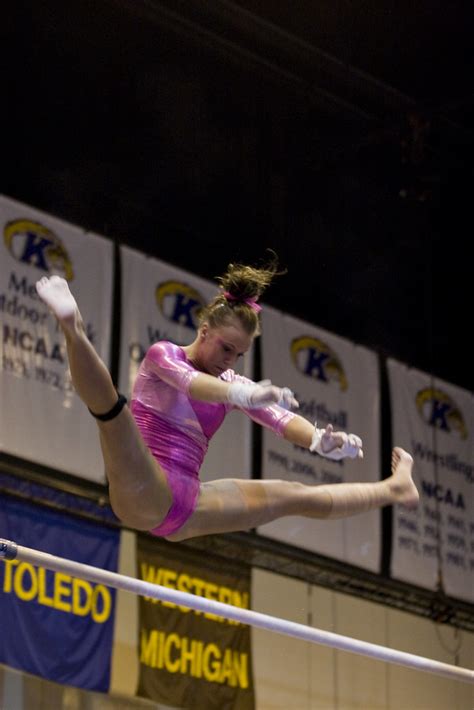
[199,252,285,335]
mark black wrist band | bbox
[88,393,127,421]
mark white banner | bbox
[258,307,381,571]
[0,195,113,482]
[118,246,253,482]
[388,358,474,602]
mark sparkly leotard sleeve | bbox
[131,340,297,536]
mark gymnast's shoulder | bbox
[144,340,187,365]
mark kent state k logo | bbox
[290,336,348,391]
[4,219,74,280]
[155,281,205,330]
[415,387,467,439]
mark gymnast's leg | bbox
[36,276,172,530]
[165,448,418,541]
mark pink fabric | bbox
[131,341,296,536]
[222,290,262,313]
[131,401,202,537]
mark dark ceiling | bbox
[4,0,474,390]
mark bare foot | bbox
[389,447,419,509]
[36,276,78,329]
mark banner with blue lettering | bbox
[258,306,381,571]
[388,359,474,602]
[0,495,119,690]
[118,245,253,483]
[0,194,113,482]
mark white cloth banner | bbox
[388,358,474,602]
[118,246,252,482]
[0,195,113,482]
[258,306,381,571]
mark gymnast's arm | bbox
[144,341,288,406]
[144,344,362,457]
[188,372,235,402]
[144,342,232,401]
[248,403,364,459]
[282,413,314,447]
[247,406,314,446]
[283,414,364,459]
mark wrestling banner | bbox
[258,306,381,571]
[118,245,253,483]
[388,359,474,602]
[0,495,119,691]
[0,194,113,482]
[136,536,255,709]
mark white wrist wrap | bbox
[277,387,296,410]
[309,421,362,460]
[309,425,324,454]
[227,380,297,411]
[227,382,258,409]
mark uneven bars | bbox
[1,538,472,684]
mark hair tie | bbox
[223,291,262,313]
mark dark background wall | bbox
[3,0,473,391]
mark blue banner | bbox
[0,495,119,691]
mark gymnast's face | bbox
[196,320,253,375]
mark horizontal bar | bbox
[1,538,472,684]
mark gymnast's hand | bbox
[310,422,363,460]
[227,379,299,410]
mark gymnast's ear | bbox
[200,323,209,339]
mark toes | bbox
[36,277,48,293]
[393,447,413,464]
[391,448,414,475]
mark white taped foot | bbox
[389,447,419,509]
[36,275,78,323]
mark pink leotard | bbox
[130,341,296,537]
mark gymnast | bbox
[35,257,419,541]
